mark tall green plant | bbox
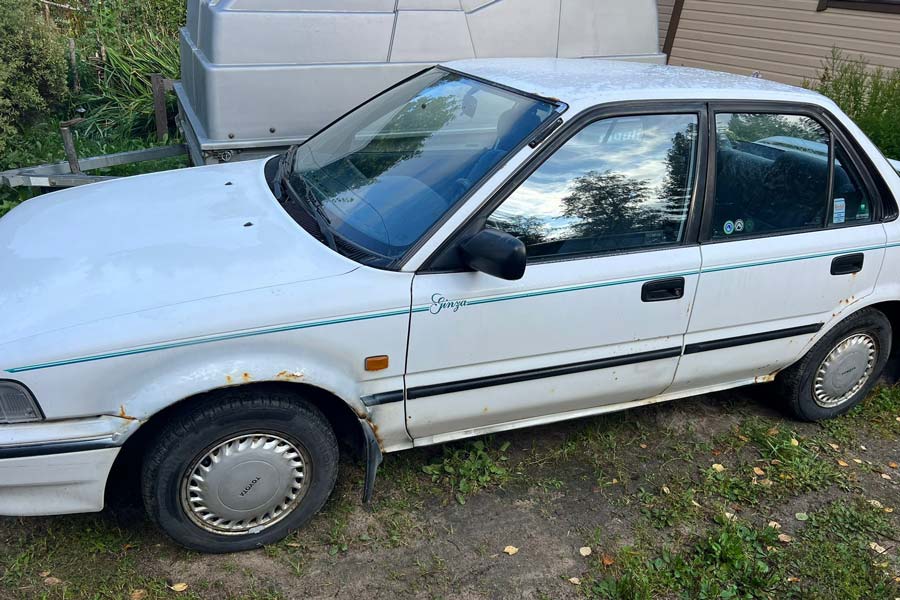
[77,31,180,137]
[806,48,900,159]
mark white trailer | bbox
[175,0,665,164]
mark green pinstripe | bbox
[7,241,900,373]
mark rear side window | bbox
[710,112,872,239]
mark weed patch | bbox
[422,439,511,504]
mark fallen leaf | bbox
[579,546,592,557]
[853,459,863,464]
[169,583,189,592]
[759,478,774,487]
[737,434,750,442]
[829,443,840,451]
[691,500,701,507]
[610,478,618,484]
[869,499,884,509]
[503,545,519,556]
[787,576,801,583]
[778,533,794,543]
[795,512,809,521]
[712,463,726,472]
[889,462,898,469]
[568,577,581,585]
[131,590,148,600]
[860,445,868,451]
[44,577,62,586]
[767,427,779,436]
[661,485,671,495]
[895,416,900,423]
[286,542,302,548]
[771,459,782,465]
[753,467,766,476]
[768,520,781,529]
[885,507,894,513]
[838,460,850,467]
[869,542,887,554]
[639,443,647,449]
[724,511,737,521]
[601,554,615,566]
[881,473,893,481]
[790,438,800,447]
[38,571,50,577]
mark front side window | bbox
[287,69,557,264]
[711,112,871,239]
[487,113,699,259]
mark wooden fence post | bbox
[151,73,168,141]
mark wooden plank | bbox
[684,0,900,34]
[677,19,900,63]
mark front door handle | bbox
[831,253,864,275]
[642,277,685,302]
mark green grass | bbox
[583,500,898,599]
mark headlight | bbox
[0,381,43,423]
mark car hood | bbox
[0,159,357,346]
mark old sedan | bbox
[2,59,900,552]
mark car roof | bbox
[442,58,830,111]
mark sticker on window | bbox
[833,198,846,224]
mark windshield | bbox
[287,68,557,263]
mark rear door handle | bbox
[641,277,685,302]
[831,253,864,275]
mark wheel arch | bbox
[105,380,370,508]
[865,300,900,384]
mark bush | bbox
[806,48,900,159]
[0,0,69,157]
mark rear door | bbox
[404,106,708,443]
[669,104,887,394]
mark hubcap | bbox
[813,333,877,408]
[180,433,309,535]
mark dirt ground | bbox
[1,385,899,599]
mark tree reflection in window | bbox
[488,114,699,259]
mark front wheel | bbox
[777,308,892,421]
[141,390,338,553]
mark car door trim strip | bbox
[365,347,684,405]
[366,323,826,404]
[683,323,824,355]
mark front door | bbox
[669,107,887,393]
[405,109,706,443]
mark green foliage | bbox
[0,0,69,156]
[705,421,842,504]
[422,439,511,504]
[806,48,900,159]
[77,31,181,137]
[780,499,898,599]
[587,517,780,599]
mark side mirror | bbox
[459,228,526,280]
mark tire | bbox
[777,308,892,422]
[141,389,339,553]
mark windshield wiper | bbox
[280,167,339,252]
[272,145,299,200]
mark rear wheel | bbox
[777,308,891,421]
[142,390,338,553]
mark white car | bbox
[2,59,900,553]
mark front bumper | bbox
[0,416,139,516]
